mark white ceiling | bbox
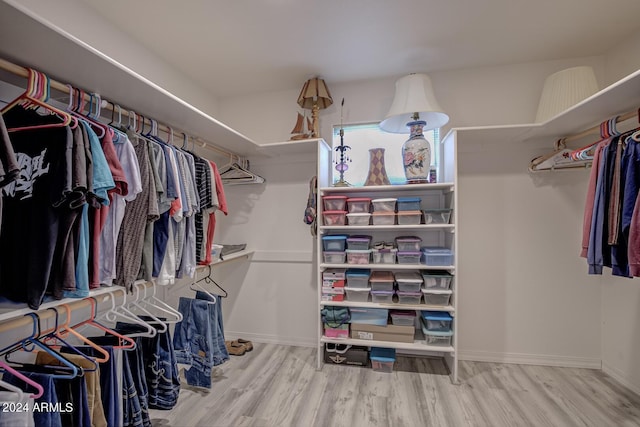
[77,0,640,98]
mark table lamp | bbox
[297,77,333,138]
[380,73,449,184]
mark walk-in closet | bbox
[1,0,640,426]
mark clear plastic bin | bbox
[346,249,371,265]
[322,235,348,251]
[421,272,453,289]
[422,289,452,306]
[324,323,349,338]
[323,268,347,280]
[421,247,454,266]
[397,210,422,225]
[397,197,421,211]
[323,251,346,264]
[390,310,416,326]
[370,347,396,373]
[346,197,371,213]
[371,290,394,304]
[420,311,453,331]
[423,209,452,224]
[372,211,396,225]
[397,251,421,264]
[422,328,453,347]
[369,270,394,291]
[345,269,371,288]
[323,210,347,226]
[372,248,397,264]
[322,195,347,212]
[350,307,388,325]
[394,271,423,292]
[347,213,371,226]
[345,286,370,302]
[395,236,422,252]
[371,198,397,212]
[346,235,372,250]
[397,291,422,305]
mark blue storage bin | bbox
[397,197,421,211]
[322,235,348,251]
[420,311,453,332]
[345,269,372,288]
[370,347,396,373]
[350,307,389,325]
[420,247,454,266]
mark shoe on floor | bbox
[225,340,246,356]
[234,338,253,351]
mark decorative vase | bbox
[402,120,431,184]
[364,148,391,186]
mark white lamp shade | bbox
[535,66,599,123]
[380,73,449,132]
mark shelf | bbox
[319,224,455,232]
[197,249,254,268]
[321,183,454,194]
[255,138,329,156]
[320,300,454,313]
[321,263,455,271]
[321,336,454,353]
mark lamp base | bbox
[333,179,351,187]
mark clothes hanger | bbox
[2,68,75,132]
[0,360,44,399]
[65,86,106,139]
[138,283,183,323]
[568,116,620,161]
[0,377,26,402]
[70,297,137,350]
[56,304,110,363]
[98,288,157,338]
[127,284,168,333]
[190,265,227,299]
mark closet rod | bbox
[0,57,239,161]
[561,108,639,144]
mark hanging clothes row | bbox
[0,67,228,309]
[580,111,640,277]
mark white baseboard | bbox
[602,362,640,396]
[458,350,602,369]
[225,331,316,348]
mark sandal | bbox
[234,338,253,352]
[225,341,246,356]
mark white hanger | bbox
[0,379,25,402]
[99,288,157,338]
[127,284,168,333]
[138,283,183,323]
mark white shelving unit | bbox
[315,138,459,382]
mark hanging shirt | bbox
[0,108,72,309]
[0,115,19,230]
[202,160,228,265]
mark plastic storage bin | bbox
[395,236,422,252]
[423,208,452,224]
[390,310,417,326]
[370,347,396,373]
[324,323,349,338]
[421,272,453,289]
[323,251,346,264]
[323,210,347,226]
[420,311,453,332]
[396,291,422,305]
[346,197,371,213]
[397,251,421,264]
[322,235,348,251]
[346,249,371,265]
[422,289,453,306]
[369,270,395,291]
[323,268,347,281]
[371,198,397,212]
[397,210,422,225]
[350,307,389,325]
[371,290,394,304]
[347,213,371,226]
[346,235,372,250]
[345,286,370,302]
[397,197,421,211]
[345,269,371,288]
[322,195,347,212]
[372,211,396,225]
[421,247,454,266]
[372,248,397,264]
[394,271,424,292]
[421,328,453,347]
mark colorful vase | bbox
[402,120,431,184]
[364,148,391,186]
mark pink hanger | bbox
[0,360,44,399]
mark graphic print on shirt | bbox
[1,149,50,200]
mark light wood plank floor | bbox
[149,343,640,427]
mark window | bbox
[331,122,439,186]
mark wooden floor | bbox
[149,343,640,427]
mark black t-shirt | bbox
[0,107,72,309]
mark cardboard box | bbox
[323,279,345,287]
[321,294,345,302]
[324,345,369,366]
[350,322,415,343]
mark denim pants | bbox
[0,391,34,427]
[173,292,229,389]
[3,371,61,427]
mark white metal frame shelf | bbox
[320,300,455,313]
[321,336,454,353]
[320,224,455,232]
[320,183,454,194]
[320,263,455,271]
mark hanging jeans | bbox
[3,371,59,427]
[173,291,229,389]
